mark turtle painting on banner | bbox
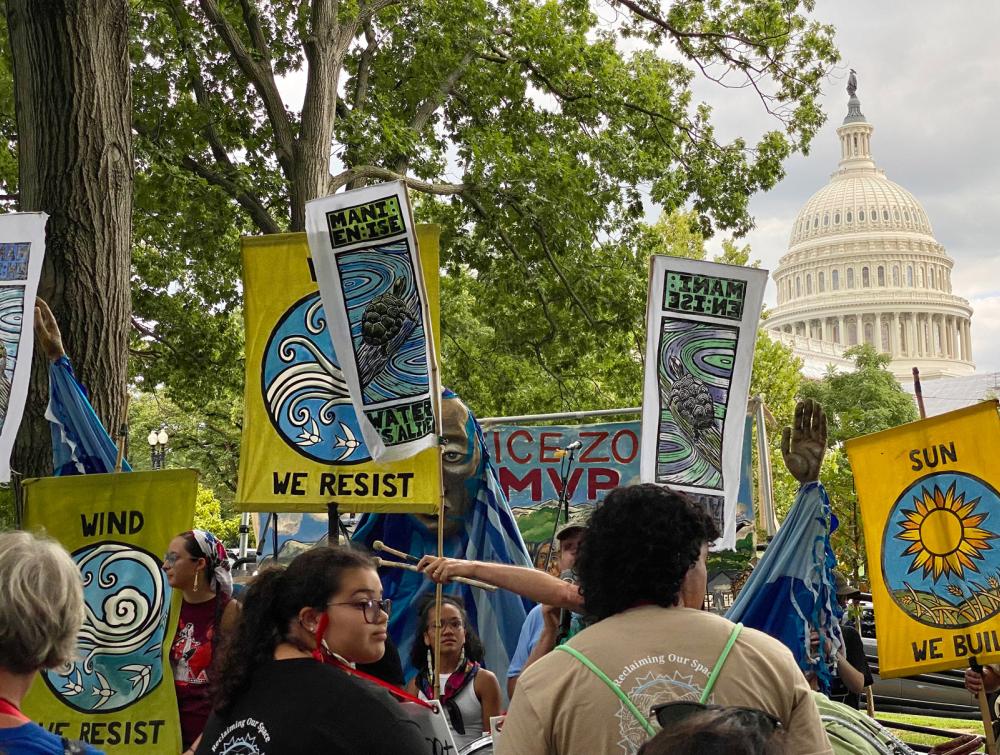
[305,182,439,463]
[845,400,1000,678]
[640,257,766,550]
[236,227,441,513]
[19,469,198,754]
[0,212,46,481]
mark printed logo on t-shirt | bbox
[171,620,212,685]
[613,654,712,754]
[210,717,271,754]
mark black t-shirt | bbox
[829,624,874,709]
[195,658,425,754]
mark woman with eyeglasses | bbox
[162,529,241,753]
[406,595,502,750]
[195,546,423,754]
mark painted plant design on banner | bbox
[0,285,26,426]
[655,318,735,488]
[261,293,370,464]
[882,472,1000,628]
[44,542,169,713]
[334,240,427,404]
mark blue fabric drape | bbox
[726,481,843,690]
[47,356,130,475]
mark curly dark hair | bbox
[408,594,484,673]
[211,546,375,713]
[638,708,785,755]
[576,484,719,620]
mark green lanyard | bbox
[555,621,744,735]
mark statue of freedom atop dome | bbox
[847,69,857,97]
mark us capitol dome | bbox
[766,73,974,379]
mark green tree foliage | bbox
[128,388,241,507]
[192,484,243,546]
[124,0,837,421]
[799,343,919,584]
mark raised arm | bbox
[417,556,584,612]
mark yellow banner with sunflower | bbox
[845,400,1000,678]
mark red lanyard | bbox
[0,697,28,723]
[327,658,434,710]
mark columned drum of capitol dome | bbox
[767,73,974,380]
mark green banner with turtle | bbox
[640,257,766,550]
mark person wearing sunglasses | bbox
[406,595,502,750]
[639,702,785,754]
[195,546,423,754]
[163,529,242,753]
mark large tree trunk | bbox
[6,0,132,479]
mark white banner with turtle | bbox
[640,257,766,550]
[305,182,439,463]
[0,212,46,481]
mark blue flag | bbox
[726,481,843,690]
[47,356,130,476]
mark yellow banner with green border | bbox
[845,401,1000,677]
[20,469,198,753]
[236,227,442,513]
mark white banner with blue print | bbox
[0,211,46,481]
[306,183,439,462]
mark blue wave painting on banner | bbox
[335,240,429,404]
[0,285,24,428]
[261,292,367,465]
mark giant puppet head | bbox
[353,389,532,684]
[411,394,482,537]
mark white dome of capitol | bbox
[789,171,933,248]
[767,75,974,380]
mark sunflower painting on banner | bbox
[845,400,1000,677]
[640,257,766,550]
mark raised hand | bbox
[34,297,65,363]
[781,398,827,485]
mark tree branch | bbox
[133,121,280,233]
[196,0,296,171]
[393,50,476,174]
[330,165,467,195]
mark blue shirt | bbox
[0,721,103,754]
[507,604,544,679]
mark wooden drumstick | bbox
[373,540,418,564]
[374,557,498,592]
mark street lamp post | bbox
[147,428,169,470]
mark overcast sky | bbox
[687,1,1000,375]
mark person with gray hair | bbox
[0,530,102,753]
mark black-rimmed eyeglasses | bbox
[326,598,391,624]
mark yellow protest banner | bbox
[845,401,1000,678]
[237,227,442,512]
[20,469,198,753]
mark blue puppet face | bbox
[413,396,481,537]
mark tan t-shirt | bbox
[497,605,832,755]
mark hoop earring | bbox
[193,570,200,591]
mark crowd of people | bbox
[1,401,998,754]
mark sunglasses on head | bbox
[651,701,781,736]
